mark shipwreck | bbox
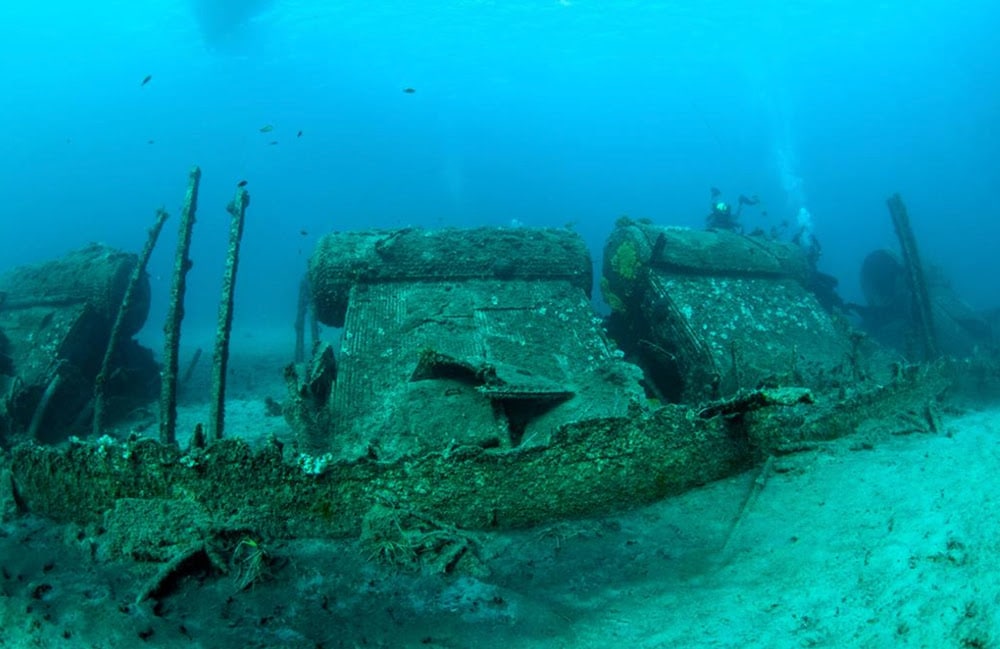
[0,177,989,581]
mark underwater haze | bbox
[1,0,997,337]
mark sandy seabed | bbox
[1,328,998,648]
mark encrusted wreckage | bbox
[1,220,962,574]
[0,243,159,445]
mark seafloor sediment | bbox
[1,397,998,648]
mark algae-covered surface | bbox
[1,329,999,648]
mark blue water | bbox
[1,0,997,335]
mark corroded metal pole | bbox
[209,186,250,440]
[886,193,937,361]
[159,167,201,445]
[94,208,169,436]
[294,275,309,363]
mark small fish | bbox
[141,74,152,86]
[299,229,309,237]
[297,130,303,138]
[147,139,155,145]
[402,87,416,94]
[259,124,274,133]
[268,140,279,146]
[710,186,721,198]
[237,180,248,187]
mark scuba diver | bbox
[705,187,760,232]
